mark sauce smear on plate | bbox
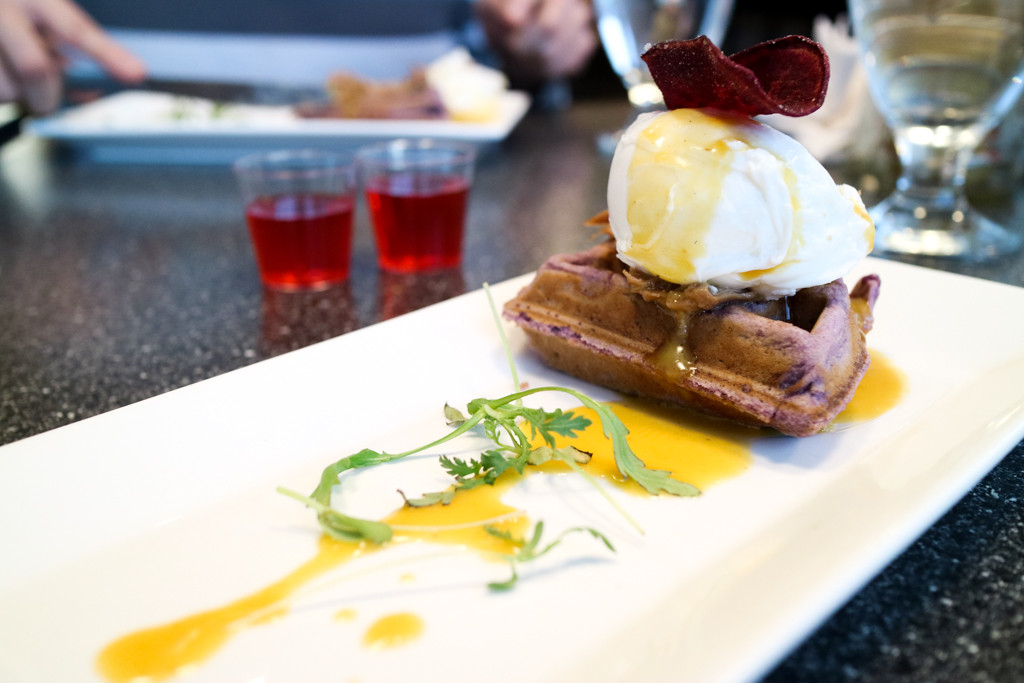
[96,373,904,682]
[835,350,907,423]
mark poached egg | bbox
[607,108,873,297]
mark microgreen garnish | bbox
[485,522,615,591]
[278,284,700,588]
[398,487,455,508]
[277,485,393,544]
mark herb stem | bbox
[391,410,487,459]
[277,485,329,513]
[560,458,645,535]
[484,282,521,394]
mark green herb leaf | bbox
[444,403,467,425]
[603,421,700,497]
[487,564,519,591]
[318,508,393,544]
[277,486,393,544]
[439,455,483,479]
[546,388,700,498]
[527,445,591,466]
[399,487,455,508]
[485,521,616,591]
[520,407,592,446]
[479,449,520,479]
[310,448,401,506]
[482,525,518,544]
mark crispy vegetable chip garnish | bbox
[642,35,830,117]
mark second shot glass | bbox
[356,139,476,272]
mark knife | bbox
[66,76,327,105]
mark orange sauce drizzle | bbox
[96,370,906,683]
[334,607,358,622]
[835,350,907,423]
[538,400,756,490]
[96,483,526,683]
[362,613,425,649]
[96,537,365,682]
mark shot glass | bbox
[356,139,476,272]
[234,149,356,291]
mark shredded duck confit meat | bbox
[583,211,792,322]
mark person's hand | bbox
[475,0,597,85]
[0,0,145,115]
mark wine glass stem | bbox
[891,126,975,212]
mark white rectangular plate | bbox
[2,257,1023,683]
[26,89,531,164]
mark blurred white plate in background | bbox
[27,90,530,164]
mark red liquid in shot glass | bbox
[245,193,354,290]
[365,174,469,272]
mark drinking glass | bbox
[848,0,1024,260]
[356,139,476,273]
[594,0,735,153]
[234,150,356,291]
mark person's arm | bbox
[0,0,145,114]
[474,0,597,87]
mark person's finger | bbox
[0,61,19,105]
[0,0,62,113]
[35,0,145,82]
[558,3,597,70]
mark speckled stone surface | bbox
[2,100,1023,682]
[0,107,611,444]
[764,442,1024,683]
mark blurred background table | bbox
[1,99,1022,682]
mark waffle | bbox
[503,240,880,437]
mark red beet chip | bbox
[642,35,830,117]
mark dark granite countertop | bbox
[1,99,1022,682]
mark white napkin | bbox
[761,15,889,163]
